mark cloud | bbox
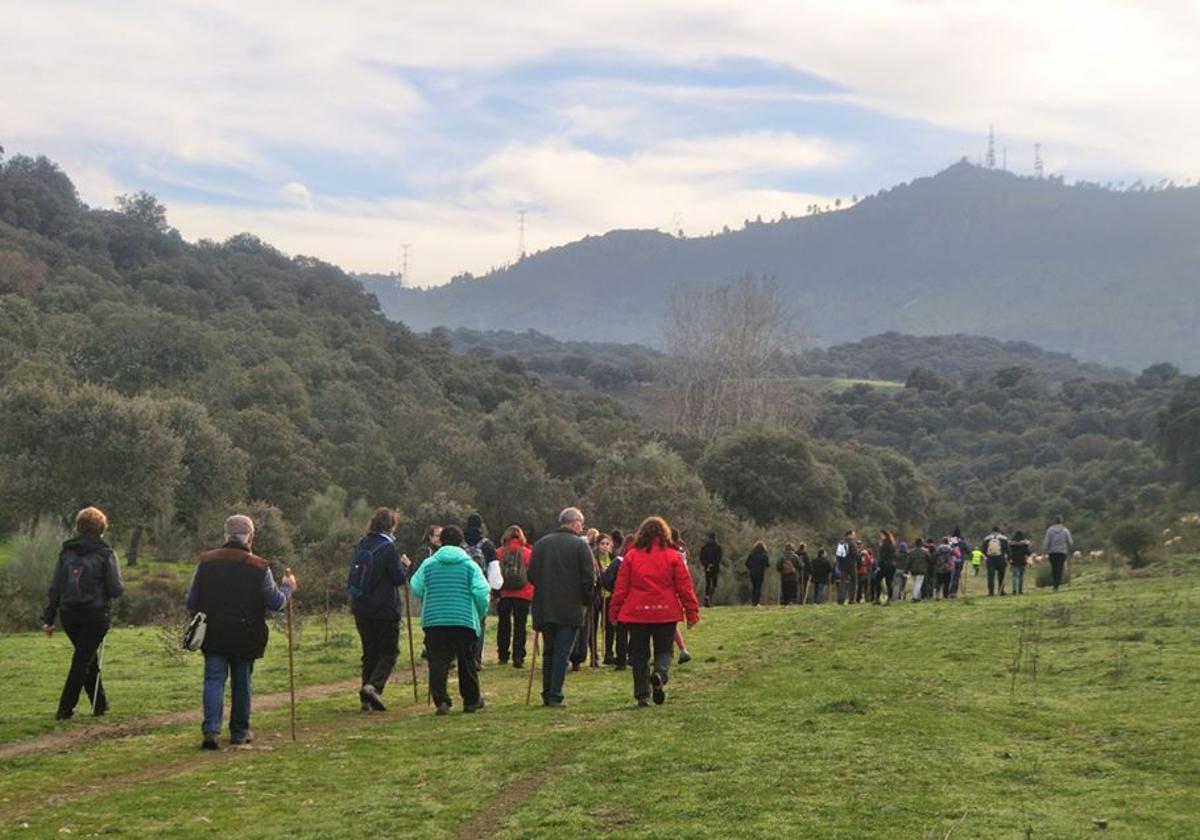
[282,182,314,211]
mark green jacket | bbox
[409,546,491,636]
[908,546,933,577]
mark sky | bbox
[3,1,1198,285]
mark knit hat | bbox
[898,541,908,552]
[466,513,483,529]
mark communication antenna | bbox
[986,125,996,169]
[398,244,410,287]
[1034,143,1044,178]
[517,210,527,260]
[671,211,684,238]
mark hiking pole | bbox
[525,631,540,705]
[401,583,419,704]
[285,571,297,743]
[90,637,106,715]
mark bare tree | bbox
[664,274,807,439]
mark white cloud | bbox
[282,182,314,211]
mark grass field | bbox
[1,570,1197,838]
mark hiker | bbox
[981,526,1011,596]
[745,541,770,606]
[908,539,932,602]
[411,524,442,573]
[42,506,125,720]
[463,513,502,668]
[809,548,832,603]
[891,541,910,602]
[496,525,534,668]
[796,542,812,604]
[609,516,701,706]
[569,543,603,673]
[922,540,938,599]
[948,528,966,596]
[1042,515,1073,591]
[594,535,618,664]
[1009,530,1033,595]
[349,507,411,712]
[835,531,858,605]
[409,525,490,714]
[698,532,723,607]
[599,538,630,669]
[855,542,872,603]
[935,538,955,599]
[777,543,801,605]
[529,507,597,707]
[970,545,983,576]
[186,514,296,749]
[876,531,897,603]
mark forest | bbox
[2,152,1198,630]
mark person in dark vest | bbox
[42,506,125,720]
[809,548,833,604]
[745,542,770,606]
[186,514,296,750]
[528,506,596,707]
[350,507,410,712]
[698,533,723,607]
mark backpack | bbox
[465,539,489,574]
[986,537,1003,558]
[59,551,106,609]
[500,546,528,591]
[347,539,385,599]
[780,556,796,575]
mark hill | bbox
[364,162,1200,372]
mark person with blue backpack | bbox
[348,507,410,712]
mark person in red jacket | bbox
[609,515,701,707]
[495,525,534,668]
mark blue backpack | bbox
[347,539,385,599]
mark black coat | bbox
[529,528,596,629]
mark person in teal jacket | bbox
[409,525,491,715]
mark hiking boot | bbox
[543,699,565,708]
[361,701,371,712]
[571,661,581,672]
[615,663,627,671]
[498,657,508,665]
[463,699,486,713]
[650,671,666,705]
[637,697,650,707]
[201,733,220,751]
[603,656,615,665]
[231,731,253,746]
[361,684,386,712]
[435,702,451,716]
[512,660,524,669]
[55,710,73,721]
[678,651,692,665]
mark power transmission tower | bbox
[986,125,996,169]
[517,211,526,260]
[671,211,684,238]
[1034,143,1044,178]
[398,244,410,287]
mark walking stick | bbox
[90,638,106,715]
[285,572,297,743]
[525,631,540,705]
[401,584,419,704]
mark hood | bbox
[431,545,472,565]
[464,526,485,545]
[62,535,110,555]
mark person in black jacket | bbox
[42,506,125,720]
[186,514,296,750]
[876,531,897,603]
[745,542,770,606]
[808,548,832,604]
[350,507,410,712]
[795,543,812,605]
[698,533,722,606]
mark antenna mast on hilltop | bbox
[517,210,527,261]
[986,125,996,169]
[398,244,410,287]
[1034,143,1044,178]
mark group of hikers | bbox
[39,503,1071,750]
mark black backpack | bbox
[58,551,108,609]
[499,546,528,590]
[347,539,386,599]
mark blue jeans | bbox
[540,622,579,704]
[203,653,254,737]
[812,583,827,604]
[1011,566,1025,595]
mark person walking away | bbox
[42,506,125,720]
[349,507,410,712]
[795,543,812,604]
[908,539,932,602]
[855,543,872,603]
[890,541,910,602]
[981,527,1011,596]
[777,544,801,605]
[809,548,833,604]
[409,525,490,714]
[496,525,534,668]
[934,538,955,599]
[970,546,983,576]
[877,531,897,603]
[187,514,296,749]
[1009,531,1032,595]
[1042,516,1073,592]
[609,516,701,706]
[529,507,596,707]
[463,514,501,668]
[698,532,723,607]
[745,542,770,606]
[599,544,629,669]
[835,532,859,605]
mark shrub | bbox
[0,522,68,631]
[1111,521,1156,568]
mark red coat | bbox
[497,539,534,601]
[609,543,701,626]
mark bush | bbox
[0,522,68,631]
[113,571,189,625]
[1111,520,1156,567]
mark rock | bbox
[1092,818,1108,830]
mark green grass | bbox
[1,574,1198,838]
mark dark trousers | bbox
[474,616,488,666]
[628,622,675,700]
[750,570,765,605]
[936,571,953,599]
[59,620,109,716]
[811,582,827,604]
[837,574,854,604]
[987,558,1007,595]
[703,567,719,603]
[540,622,579,704]
[855,574,869,603]
[570,610,590,665]
[1049,553,1067,589]
[611,621,629,665]
[496,598,530,663]
[425,626,480,708]
[879,565,895,601]
[602,597,621,662]
[355,617,399,692]
[780,577,798,605]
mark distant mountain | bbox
[362,162,1200,372]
